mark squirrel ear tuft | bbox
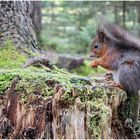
[98,32,107,42]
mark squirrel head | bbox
[90,31,109,58]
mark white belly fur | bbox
[112,70,120,84]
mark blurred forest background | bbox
[1,2,135,139]
[37,1,140,76]
[40,1,140,53]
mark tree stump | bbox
[0,67,127,139]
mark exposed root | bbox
[22,56,53,69]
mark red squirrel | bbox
[90,22,140,130]
[90,22,140,97]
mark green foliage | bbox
[41,28,70,52]
[41,1,140,54]
[41,24,96,54]
[0,40,26,68]
[69,24,96,54]
[41,1,99,54]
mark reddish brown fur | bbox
[90,35,120,70]
[91,37,107,58]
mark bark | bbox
[30,1,42,40]
[137,2,140,37]
[114,5,119,25]
[122,1,126,28]
[0,1,38,52]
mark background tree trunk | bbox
[122,1,126,28]
[114,5,119,25]
[136,2,140,37]
[0,1,38,52]
[30,1,42,41]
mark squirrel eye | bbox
[94,44,99,49]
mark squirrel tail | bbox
[97,22,140,51]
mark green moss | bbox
[0,40,27,68]
[0,73,15,94]
[0,67,92,97]
[86,100,110,139]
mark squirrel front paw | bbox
[91,61,98,68]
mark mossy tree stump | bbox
[0,66,127,139]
